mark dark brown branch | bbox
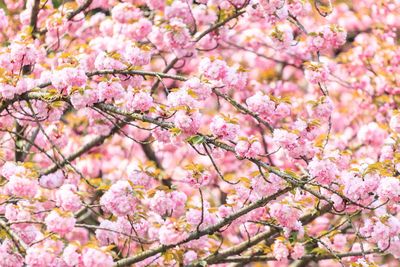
[113,187,293,266]
[29,0,41,35]
[140,141,171,187]
[0,218,28,255]
[213,249,381,264]
[14,122,25,162]
[67,0,93,20]
[41,119,129,176]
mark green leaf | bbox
[52,0,63,8]
[186,135,205,145]
[198,260,208,267]
[310,247,329,256]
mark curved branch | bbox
[214,249,382,264]
[67,0,93,20]
[114,187,293,266]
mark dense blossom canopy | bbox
[0,0,400,266]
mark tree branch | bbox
[29,0,41,35]
[67,0,93,20]
[114,187,293,266]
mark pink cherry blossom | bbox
[149,190,187,217]
[273,240,289,261]
[82,248,114,267]
[45,210,76,236]
[291,243,305,260]
[269,203,301,231]
[6,176,38,198]
[390,112,400,132]
[377,177,400,202]
[158,220,188,245]
[174,110,202,134]
[304,62,329,84]
[308,157,338,185]
[100,180,138,216]
[55,184,82,212]
[0,1,399,266]
[62,245,81,266]
[98,81,125,101]
[130,91,153,112]
[210,116,239,140]
[39,170,65,189]
[0,241,23,267]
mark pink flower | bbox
[62,245,81,266]
[1,162,22,179]
[274,102,291,119]
[304,62,329,84]
[39,170,65,189]
[131,92,153,112]
[185,170,213,188]
[388,236,400,259]
[82,248,114,267]
[100,180,138,216]
[55,185,82,212]
[45,211,76,236]
[164,19,194,57]
[322,25,347,48]
[270,25,294,50]
[310,35,325,51]
[308,158,338,185]
[165,1,193,24]
[51,67,87,92]
[246,92,276,118]
[210,116,239,140]
[199,58,228,81]
[0,83,16,99]
[186,205,218,230]
[65,227,89,245]
[0,9,8,31]
[14,78,32,95]
[25,246,56,267]
[273,240,289,261]
[291,243,305,260]
[71,89,99,109]
[125,18,153,41]
[167,89,196,108]
[269,203,301,230]
[251,173,283,198]
[357,122,387,147]
[146,0,165,10]
[158,220,188,245]
[390,112,400,132]
[235,139,262,158]
[377,177,400,202]
[182,77,211,101]
[94,52,125,70]
[313,97,334,119]
[112,3,142,24]
[149,190,187,217]
[6,176,38,198]
[0,241,23,267]
[98,81,125,101]
[174,110,202,134]
[222,67,248,91]
[124,46,151,66]
[96,220,117,245]
[9,43,36,66]
[273,129,298,150]
[333,234,347,251]
[183,251,197,265]
[127,167,154,189]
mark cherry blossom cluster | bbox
[0,0,400,266]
